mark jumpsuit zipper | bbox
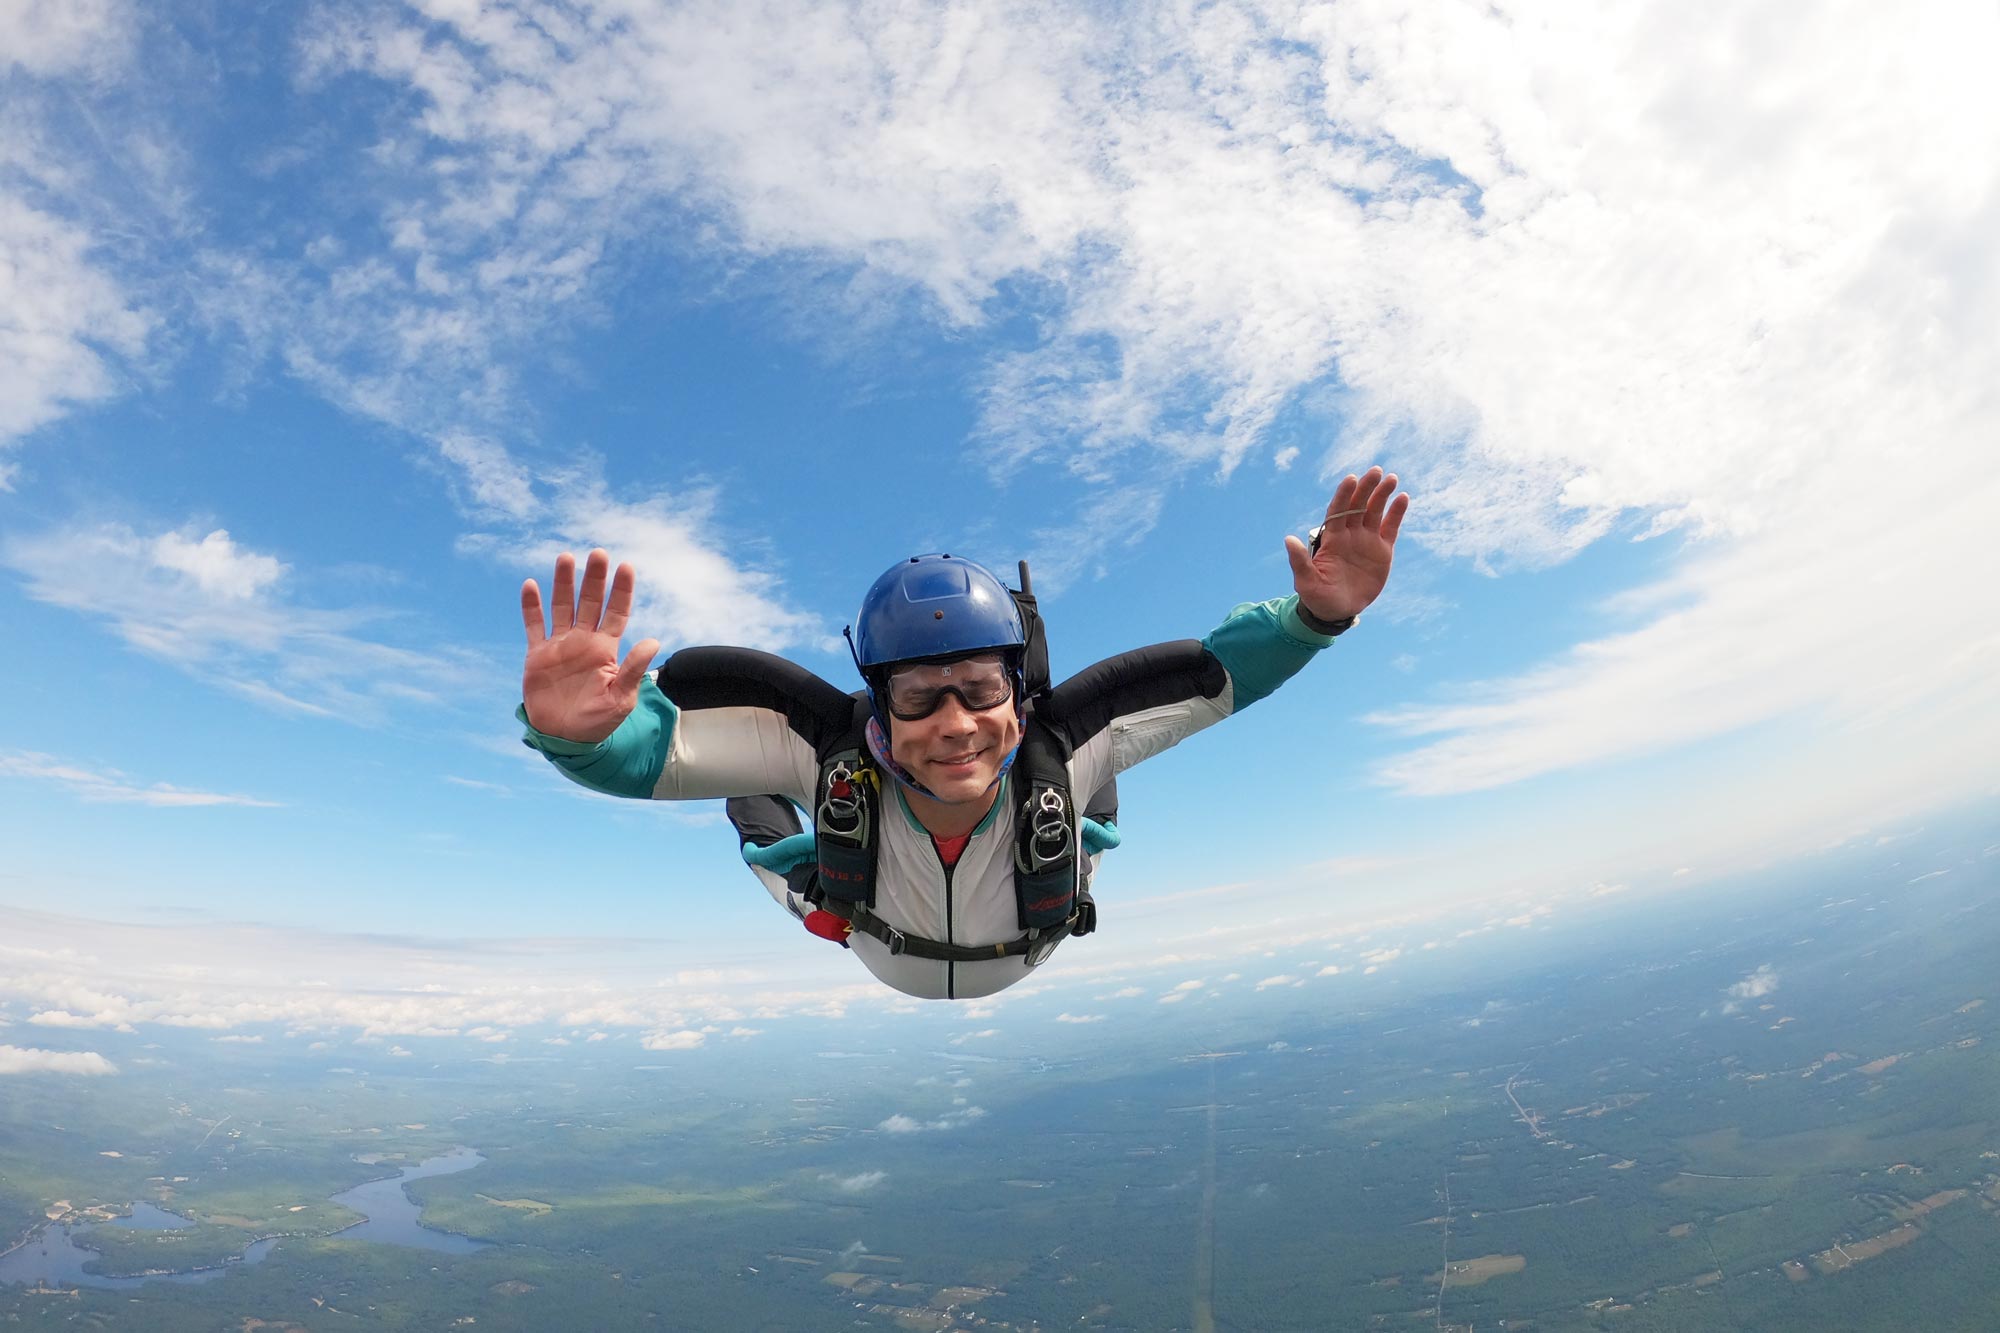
[936,843,957,1000]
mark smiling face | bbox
[883,657,1022,809]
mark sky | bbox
[2,0,1996,1062]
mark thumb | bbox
[614,638,662,698]
[1284,534,1316,585]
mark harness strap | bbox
[832,899,1094,966]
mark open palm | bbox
[1284,467,1410,623]
[520,550,661,744]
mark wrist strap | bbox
[1296,604,1358,637]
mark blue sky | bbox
[2,0,1995,1055]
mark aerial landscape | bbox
[5,804,1995,1330]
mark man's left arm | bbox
[1046,467,1410,788]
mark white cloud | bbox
[948,1028,999,1046]
[0,196,152,479]
[1,0,135,77]
[11,0,1988,822]
[1055,1013,1103,1024]
[640,1029,706,1052]
[516,475,823,652]
[829,1170,886,1193]
[878,1106,987,1133]
[1316,965,1342,977]
[286,0,1996,800]
[1726,965,1779,1008]
[148,530,285,600]
[436,431,538,520]
[1,750,280,809]
[0,1044,116,1075]
[2,521,489,721]
[1255,975,1298,991]
[28,1008,131,1030]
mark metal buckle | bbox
[882,924,907,956]
[1021,787,1072,871]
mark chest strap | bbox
[832,899,1091,966]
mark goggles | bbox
[881,654,1015,722]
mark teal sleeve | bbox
[1199,594,1338,710]
[516,676,677,799]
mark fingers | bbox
[1325,473,1359,521]
[600,561,639,641]
[1380,491,1410,545]
[1324,466,1386,526]
[551,552,578,632]
[1363,471,1398,527]
[520,579,547,647]
[614,638,662,697]
[575,549,612,632]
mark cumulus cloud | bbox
[487,471,823,651]
[948,1028,999,1046]
[1722,964,1780,1013]
[878,1106,987,1134]
[828,1170,886,1193]
[1255,975,1299,991]
[1055,1013,1103,1024]
[28,1008,132,1031]
[640,1029,707,1052]
[0,1044,117,1075]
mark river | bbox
[0,1147,489,1290]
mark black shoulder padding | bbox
[1038,640,1227,751]
[656,647,867,754]
[1010,586,1052,698]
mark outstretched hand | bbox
[1284,466,1410,624]
[520,550,661,744]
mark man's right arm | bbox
[520,647,857,806]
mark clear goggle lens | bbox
[883,655,1014,721]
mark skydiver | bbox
[518,467,1410,1000]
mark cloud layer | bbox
[5,0,1996,796]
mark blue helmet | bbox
[847,554,1026,676]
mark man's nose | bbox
[930,692,977,733]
